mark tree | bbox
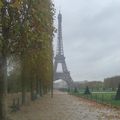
[0,0,55,119]
[0,1,13,119]
[115,84,120,100]
[84,86,91,95]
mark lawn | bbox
[71,91,120,107]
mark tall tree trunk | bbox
[0,2,9,119]
[0,56,7,120]
[21,55,26,105]
[36,79,40,98]
[0,30,8,120]
[39,79,43,97]
[21,78,26,105]
[30,77,35,101]
[51,77,53,98]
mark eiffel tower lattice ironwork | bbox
[54,12,74,88]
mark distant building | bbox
[73,80,103,90]
[104,76,120,90]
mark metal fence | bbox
[69,90,120,108]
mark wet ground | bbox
[9,91,120,120]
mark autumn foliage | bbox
[0,0,55,119]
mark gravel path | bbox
[9,91,120,120]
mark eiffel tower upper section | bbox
[56,11,64,56]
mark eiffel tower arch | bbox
[54,12,74,89]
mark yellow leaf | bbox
[11,0,21,9]
[0,1,3,8]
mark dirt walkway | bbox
[9,91,120,120]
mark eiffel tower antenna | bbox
[56,11,64,55]
[59,5,61,12]
[54,12,74,89]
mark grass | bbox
[71,91,120,107]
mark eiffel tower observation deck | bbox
[54,11,74,89]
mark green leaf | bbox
[0,1,3,8]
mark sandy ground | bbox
[8,91,120,120]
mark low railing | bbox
[69,90,120,109]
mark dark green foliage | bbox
[74,87,78,93]
[115,84,120,100]
[84,86,91,95]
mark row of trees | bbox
[0,0,55,120]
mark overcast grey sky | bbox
[53,0,120,81]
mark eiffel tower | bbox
[54,12,74,88]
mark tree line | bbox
[0,0,55,120]
[74,76,120,91]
